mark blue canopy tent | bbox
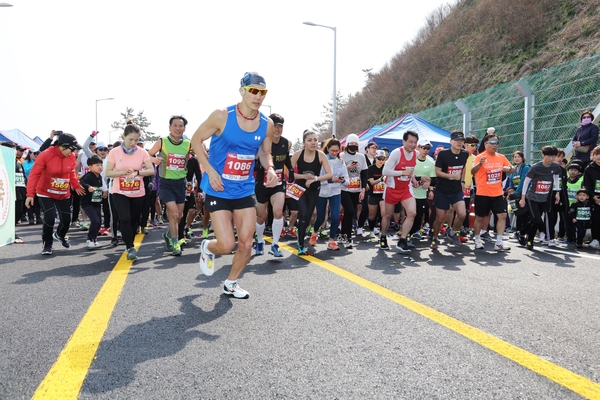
[372,114,451,151]
[0,128,41,150]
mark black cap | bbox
[15,145,25,152]
[55,133,83,150]
[450,131,465,141]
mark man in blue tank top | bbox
[191,72,278,299]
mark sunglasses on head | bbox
[244,86,268,96]
[488,140,499,145]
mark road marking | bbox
[32,235,144,399]
[543,248,600,260]
[270,239,600,398]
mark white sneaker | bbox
[494,242,511,252]
[369,231,376,239]
[86,240,96,249]
[547,239,558,247]
[475,239,485,249]
[589,239,600,249]
[356,227,363,236]
[199,240,215,276]
[223,281,249,299]
[373,227,380,235]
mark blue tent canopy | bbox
[372,114,451,151]
[0,128,41,150]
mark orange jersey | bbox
[473,151,511,197]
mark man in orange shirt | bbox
[471,135,515,251]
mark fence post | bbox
[515,78,535,163]
[455,99,471,136]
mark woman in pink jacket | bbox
[26,133,85,255]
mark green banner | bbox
[0,146,16,246]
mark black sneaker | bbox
[395,239,411,254]
[110,237,119,247]
[380,237,390,250]
[526,241,534,250]
[53,232,70,249]
[515,231,526,246]
[41,243,53,255]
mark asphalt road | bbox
[1,222,600,399]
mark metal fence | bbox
[417,55,600,162]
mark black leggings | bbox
[341,191,360,240]
[38,196,71,245]
[297,189,319,247]
[522,199,550,242]
[110,194,144,248]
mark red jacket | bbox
[26,145,81,200]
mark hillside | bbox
[334,0,600,137]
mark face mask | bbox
[582,117,592,125]
[346,145,358,153]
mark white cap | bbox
[345,134,360,144]
[417,139,431,147]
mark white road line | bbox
[543,248,600,261]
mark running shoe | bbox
[297,246,308,256]
[526,241,534,250]
[288,229,298,239]
[327,239,340,251]
[223,281,250,299]
[86,240,99,249]
[199,240,215,276]
[309,232,318,247]
[163,232,173,251]
[494,242,511,252]
[41,243,53,255]
[269,243,284,257]
[589,239,600,249]
[126,247,138,261]
[369,231,376,239]
[407,239,415,248]
[356,227,363,236]
[53,232,71,249]
[172,242,182,257]
[178,238,188,247]
[411,232,424,240]
[380,237,390,250]
[345,238,354,249]
[480,231,493,242]
[474,239,485,249]
[430,238,438,250]
[447,232,462,248]
[254,241,265,255]
[336,234,347,244]
[81,222,89,231]
[202,229,209,239]
[395,239,411,254]
[110,237,119,246]
[547,239,558,247]
[373,227,381,235]
[515,231,526,246]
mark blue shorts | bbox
[158,177,187,205]
[433,190,464,211]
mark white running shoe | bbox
[199,240,215,276]
[373,227,380,235]
[547,239,558,247]
[356,227,363,236]
[223,281,249,299]
[494,242,511,252]
[86,240,99,249]
[589,239,600,249]
[474,239,485,249]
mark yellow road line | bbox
[270,239,600,398]
[32,234,144,399]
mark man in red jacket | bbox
[26,133,85,255]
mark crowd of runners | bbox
[6,72,600,300]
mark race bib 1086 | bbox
[223,153,254,181]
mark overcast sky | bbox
[0,0,452,148]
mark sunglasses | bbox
[376,157,386,161]
[488,140,500,145]
[466,144,478,147]
[420,146,431,150]
[98,148,109,151]
[244,86,268,96]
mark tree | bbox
[313,90,350,141]
[111,107,158,142]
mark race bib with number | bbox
[347,177,361,190]
[15,172,26,188]
[373,182,385,194]
[285,183,306,201]
[92,188,103,203]
[167,153,187,171]
[486,169,502,184]
[448,165,463,178]
[576,206,591,221]
[535,180,551,195]
[48,177,69,195]
[463,186,471,198]
[223,153,254,181]
[118,176,142,194]
[595,180,600,194]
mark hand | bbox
[555,192,560,204]
[207,169,224,192]
[88,186,96,192]
[75,186,86,196]
[102,191,108,199]
[359,191,365,202]
[25,197,34,208]
[91,131,99,137]
[152,157,163,165]
[265,168,278,188]
[519,198,526,208]
[574,141,581,148]
[480,156,487,164]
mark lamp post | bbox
[261,104,272,115]
[95,97,114,132]
[303,21,337,137]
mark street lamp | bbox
[95,97,114,132]
[261,104,272,115]
[303,21,337,137]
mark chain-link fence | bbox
[417,55,600,162]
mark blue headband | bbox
[240,72,266,87]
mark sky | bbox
[0,0,452,149]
